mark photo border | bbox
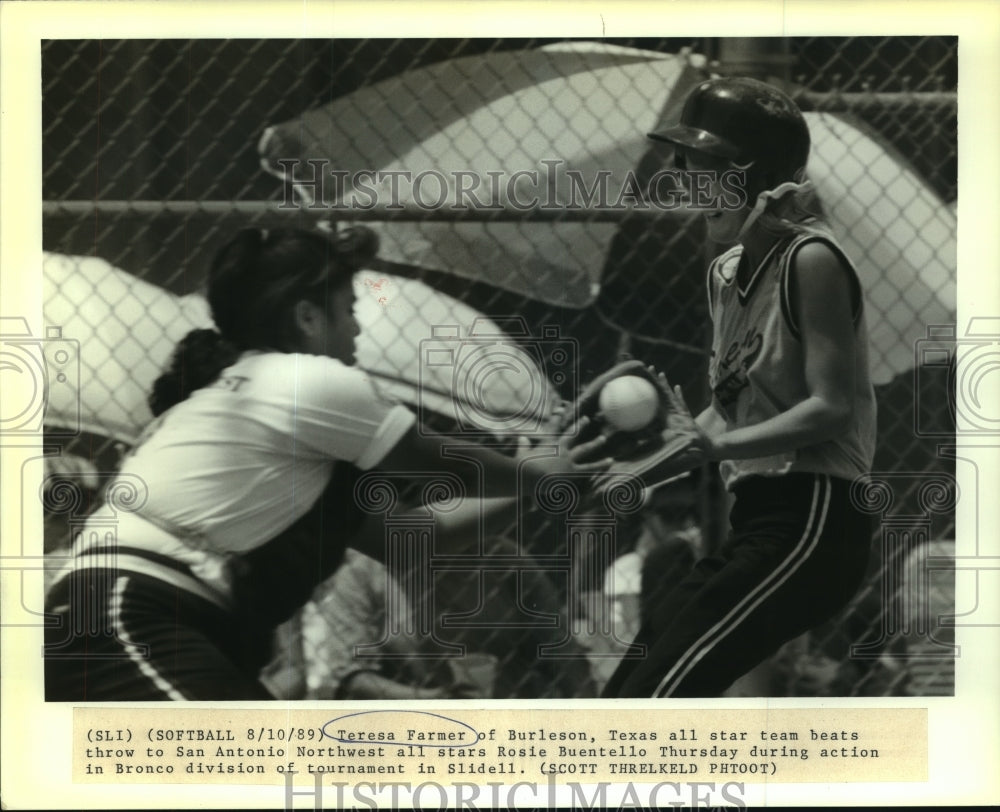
[2,1,998,808]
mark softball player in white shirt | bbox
[45,226,605,700]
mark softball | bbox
[598,375,660,432]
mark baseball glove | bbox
[558,360,707,491]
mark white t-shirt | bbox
[107,351,414,556]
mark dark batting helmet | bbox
[648,77,811,187]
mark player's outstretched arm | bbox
[374,420,611,499]
[352,426,609,558]
[350,494,519,560]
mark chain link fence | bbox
[39,36,957,698]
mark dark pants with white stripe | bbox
[44,569,274,701]
[44,463,360,701]
[602,473,872,698]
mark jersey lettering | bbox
[211,375,251,392]
[712,328,763,413]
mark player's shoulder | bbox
[781,218,841,255]
[790,239,843,271]
[781,220,857,277]
[235,350,348,376]
[232,351,369,396]
[779,221,864,326]
[294,354,395,412]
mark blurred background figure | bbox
[418,536,597,699]
[264,549,480,700]
[582,509,699,693]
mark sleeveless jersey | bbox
[706,220,877,489]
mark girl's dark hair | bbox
[148,329,240,417]
[148,226,378,416]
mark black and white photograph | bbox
[1,1,998,809]
[36,34,958,702]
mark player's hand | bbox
[513,398,570,461]
[582,369,711,494]
[542,398,571,435]
[649,368,716,460]
[559,415,613,473]
[517,416,612,474]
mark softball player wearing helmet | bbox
[44,227,605,701]
[602,77,877,698]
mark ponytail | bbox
[148,328,240,416]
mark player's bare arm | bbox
[705,240,858,462]
[350,495,518,560]
[375,418,611,499]
[695,402,727,437]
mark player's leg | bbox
[600,550,727,697]
[654,518,870,698]
[44,570,274,701]
[609,474,872,697]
